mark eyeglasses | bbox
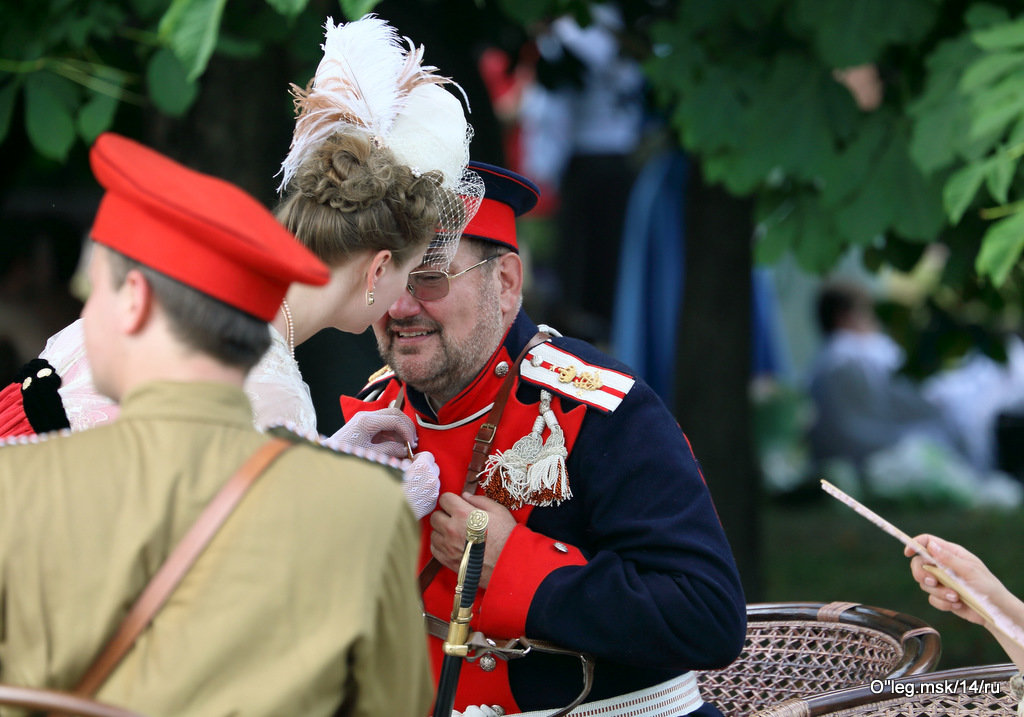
[406,254,500,301]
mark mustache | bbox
[386,317,441,333]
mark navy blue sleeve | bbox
[523,374,747,671]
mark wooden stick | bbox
[820,479,1024,651]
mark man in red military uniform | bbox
[341,161,746,717]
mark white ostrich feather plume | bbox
[277,15,462,193]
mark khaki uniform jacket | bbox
[0,381,432,717]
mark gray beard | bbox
[379,290,505,406]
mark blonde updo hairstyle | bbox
[275,129,443,267]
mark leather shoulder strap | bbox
[463,331,551,493]
[71,437,293,699]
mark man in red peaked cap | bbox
[342,161,746,717]
[0,133,432,716]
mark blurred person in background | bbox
[807,279,1024,506]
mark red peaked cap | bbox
[89,133,329,321]
[463,161,540,253]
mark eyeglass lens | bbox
[407,271,449,301]
[406,255,499,301]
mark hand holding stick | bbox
[820,480,1024,653]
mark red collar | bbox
[420,343,515,425]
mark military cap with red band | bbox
[463,161,540,253]
[89,133,329,321]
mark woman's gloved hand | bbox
[325,407,416,459]
[402,451,440,520]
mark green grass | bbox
[762,496,1023,670]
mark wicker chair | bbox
[0,683,144,716]
[697,601,942,717]
[755,662,1019,717]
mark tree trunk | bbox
[674,163,762,601]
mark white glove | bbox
[453,707,505,717]
[324,408,416,459]
[403,451,440,520]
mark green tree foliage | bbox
[0,0,326,162]
[7,0,1024,347]
[646,0,946,275]
[644,0,1024,367]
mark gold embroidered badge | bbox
[574,371,603,393]
[550,364,603,396]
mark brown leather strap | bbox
[70,437,293,700]
[418,551,445,593]
[463,331,551,493]
[419,332,550,594]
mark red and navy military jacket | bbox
[341,311,746,715]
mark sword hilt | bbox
[444,509,488,656]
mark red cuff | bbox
[477,524,586,637]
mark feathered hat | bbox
[278,16,483,269]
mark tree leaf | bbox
[754,195,799,266]
[960,51,1024,92]
[754,190,846,273]
[24,72,77,161]
[820,115,887,206]
[130,0,168,20]
[158,0,228,81]
[964,4,1011,30]
[791,0,937,68]
[984,152,1015,205]
[967,72,1024,140]
[0,81,17,144]
[910,105,966,174]
[976,210,1024,286]
[792,199,845,273]
[147,47,199,116]
[835,131,912,246]
[263,0,308,17]
[77,87,119,143]
[909,35,979,173]
[215,33,263,60]
[494,0,559,26]
[943,162,987,224]
[888,137,945,241]
[747,56,835,183]
[972,18,1024,51]
[338,0,381,20]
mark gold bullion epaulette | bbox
[359,364,395,393]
